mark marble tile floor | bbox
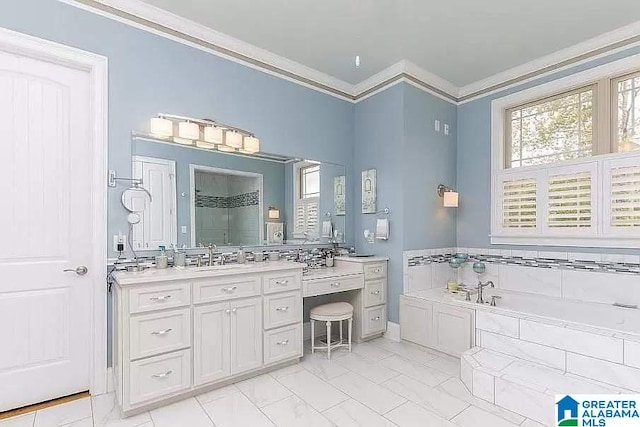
[0,338,546,427]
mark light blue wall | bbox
[403,84,457,251]
[133,140,286,248]
[354,84,458,323]
[0,0,355,259]
[457,46,640,254]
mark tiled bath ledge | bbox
[405,248,640,274]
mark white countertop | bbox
[302,267,363,281]
[336,256,389,263]
[113,260,303,286]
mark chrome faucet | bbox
[207,244,217,267]
[476,280,494,304]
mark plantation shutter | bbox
[500,177,537,230]
[546,163,596,233]
[604,158,640,235]
[294,197,319,238]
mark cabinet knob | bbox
[330,282,341,287]
[371,290,381,295]
[276,339,289,346]
[151,328,172,336]
[231,308,237,313]
[223,286,237,293]
[371,316,381,321]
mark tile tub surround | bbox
[407,287,640,421]
[403,247,640,307]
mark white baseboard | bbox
[383,321,400,342]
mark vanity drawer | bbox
[264,324,302,365]
[193,274,261,304]
[364,263,386,280]
[263,272,301,294]
[129,282,191,314]
[264,291,302,330]
[129,349,191,406]
[364,280,386,307]
[130,308,191,360]
[303,275,363,297]
[363,305,386,336]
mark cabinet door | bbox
[433,305,473,357]
[399,296,433,348]
[231,297,263,375]
[193,302,231,386]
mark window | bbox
[614,71,640,153]
[492,58,640,248]
[300,165,320,199]
[293,162,320,239]
[507,87,594,168]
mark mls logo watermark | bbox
[556,395,640,426]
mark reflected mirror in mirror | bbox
[129,134,347,250]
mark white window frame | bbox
[491,53,640,248]
[292,161,320,239]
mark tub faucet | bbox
[476,280,494,304]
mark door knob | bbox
[64,266,88,276]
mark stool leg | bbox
[348,317,353,352]
[326,321,332,359]
[311,319,315,354]
[339,320,343,344]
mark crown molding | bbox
[56,0,640,106]
[458,20,640,103]
[63,0,357,100]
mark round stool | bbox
[310,302,353,359]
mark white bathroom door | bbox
[0,49,94,411]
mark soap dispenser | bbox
[236,246,246,264]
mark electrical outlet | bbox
[113,234,127,252]
[435,119,441,132]
[444,124,450,136]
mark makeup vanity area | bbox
[110,122,388,415]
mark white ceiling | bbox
[138,0,640,88]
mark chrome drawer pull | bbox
[276,306,289,312]
[371,290,381,295]
[276,339,289,346]
[231,308,237,313]
[225,309,231,314]
[330,282,341,287]
[151,370,172,379]
[371,316,381,321]
[275,280,289,285]
[223,286,237,293]
[151,328,173,336]
[150,295,172,302]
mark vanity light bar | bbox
[150,113,261,154]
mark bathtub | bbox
[409,287,640,337]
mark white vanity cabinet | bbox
[113,262,303,416]
[400,295,474,357]
[333,257,388,341]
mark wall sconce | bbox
[268,207,281,220]
[437,184,459,208]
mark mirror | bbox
[129,135,347,250]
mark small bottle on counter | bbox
[236,246,246,264]
[326,251,334,267]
